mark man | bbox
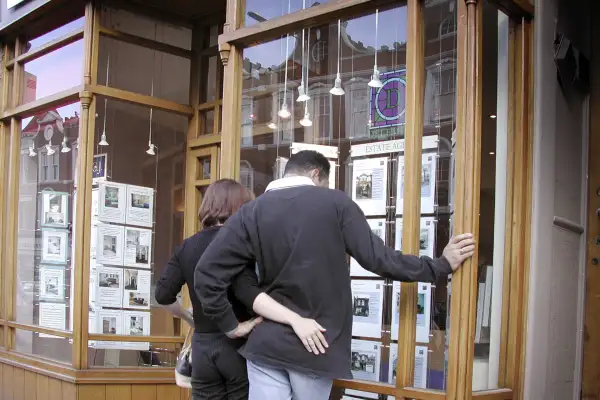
[195,150,475,400]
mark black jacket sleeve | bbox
[340,198,452,282]
[231,263,263,311]
[194,209,256,333]
[155,244,187,305]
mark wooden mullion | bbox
[6,321,73,339]
[504,20,533,397]
[219,0,244,179]
[396,0,424,391]
[497,18,517,388]
[219,0,401,48]
[87,84,193,116]
[446,0,483,398]
[6,28,84,68]
[5,118,21,350]
[2,86,82,120]
[98,26,193,60]
[87,334,185,343]
[90,1,101,86]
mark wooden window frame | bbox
[217,0,534,399]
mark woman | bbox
[155,179,326,400]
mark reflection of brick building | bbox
[239,2,457,200]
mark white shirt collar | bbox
[265,176,315,192]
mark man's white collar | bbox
[265,176,315,192]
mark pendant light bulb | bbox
[268,121,278,130]
[28,145,37,157]
[299,110,312,127]
[330,74,345,96]
[146,142,156,156]
[61,137,71,153]
[330,19,345,96]
[368,67,383,88]
[99,131,109,146]
[278,102,291,119]
[297,82,310,102]
[46,142,55,156]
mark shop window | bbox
[101,7,192,51]
[98,36,191,105]
[21,40,84,105]
[86,96,187,367]
[239,5,428,395]
[14,102,81,363]
[26,17,85,52]
[471,2,510,391]
[244,0,331,27]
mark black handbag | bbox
[175,328,193,389]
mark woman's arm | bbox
[155,247,194,327]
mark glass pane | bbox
[240,5,413,395]
[200,109,215,135]
[472,3,509,392]
[88,341,181,368]
[244,0,331,26]
[418,0,458,391]
[100,7,192,51]
[98,36,191,105]
[15,102,81,362]
[201,55,220,103]
[15,329,72,364]
[26,17,85,52]
[87,97,187,367]
[22,40,84,104]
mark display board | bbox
[89,181,155,351]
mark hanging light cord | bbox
[374,9,379,68]
[301,0,306,87]
[102,54,110,135]
[306,27,310,87]
[149,23,158,148]
[336,19,342,76]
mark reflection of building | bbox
[240,2,456,199]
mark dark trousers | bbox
[191,331,249,400]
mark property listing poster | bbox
[125,185,154,227]
[96,266,123,308]
[346,339,382,399]
[396,153,437,215]
[351,280,384,339]
[121,311,151,351]
[123,227,152,269]
[122,269,151,310]
[39,302,67,338]
[395,217,436,258]
[390,281,431,343]
[350,218,386,277]
[98,182,127,224]
[96,224,125,266]
[95,309,123,349]
[387,343,428,399]
[351,157,388,216]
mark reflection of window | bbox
[435,68,456,95]
[241,96,254,147]
[240,160,254,192]
[439,14,456,38]
[312,93,332,141]
[345,80,370,139]
[38,147,59,182]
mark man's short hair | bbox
[284,150,330,180]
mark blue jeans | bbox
[246,360,333,400]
